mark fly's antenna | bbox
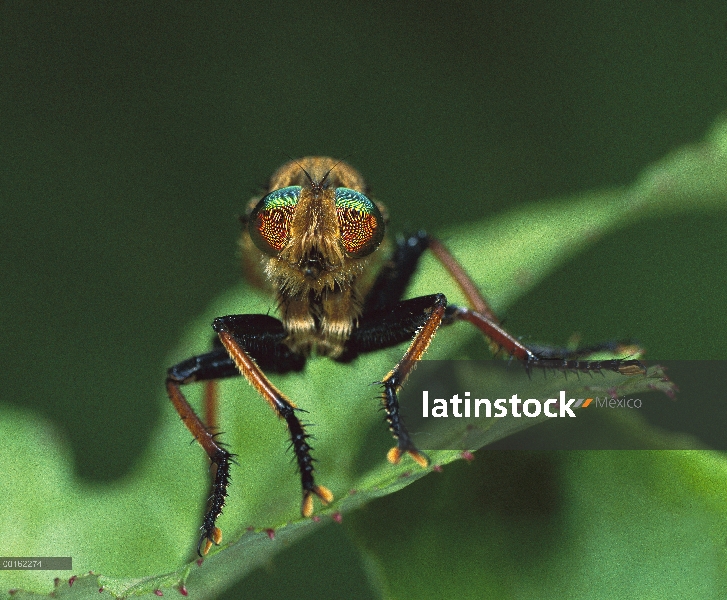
[320,156,347,187]
[282,152,315,187]
[321,152,356,188]
[280,151,355,193]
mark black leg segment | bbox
[361,231,430,314]
[337,294,445,362]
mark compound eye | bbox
[334,188,385,257]
[248,186,301,256]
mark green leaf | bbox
[346,446,727,600]
[2,117,727,599]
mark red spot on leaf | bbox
[461,451,475,462]
[265,528,275,540]
[332,512,343,524]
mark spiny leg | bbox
[339,233,644,471]
[201,378,220,553]
[360,231,432,314]
[166,346,238,556]
[381,293,447,466]
[341,294,449,468]
[166,314,328,556]
[212,315,333,522]
[339,232,493,468]
[425,235,645,374]
[446,306,645,376]
[525,339,644,361]
[340,232,495,467]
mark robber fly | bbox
[166,157,645,555]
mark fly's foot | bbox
[197,525,223,557]
[387,444,430,468]
[302,484,334,517]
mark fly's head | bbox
[244,157,386,297]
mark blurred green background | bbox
[2,1,727,598]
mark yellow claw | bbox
[212,526,222,545]
[387,446,402,464]
[302,485,334,517]
[408,449,430,468]
[315,484,334,504]
[201,527,222,556]
[387,446,430,468]
[302,492,314,517]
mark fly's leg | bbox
[426,235,645,374]
[337,233,645,471]
[379,293,447,466]
[446,305,645,375]
[425,234,645,372]
[211,316,333,523]
[340,294,450,468]
[166,314,331,556]
[166,346,239,556]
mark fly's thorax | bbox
[277,284,364,357]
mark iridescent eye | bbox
[248,186,301,255]
[334,188,385,257]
